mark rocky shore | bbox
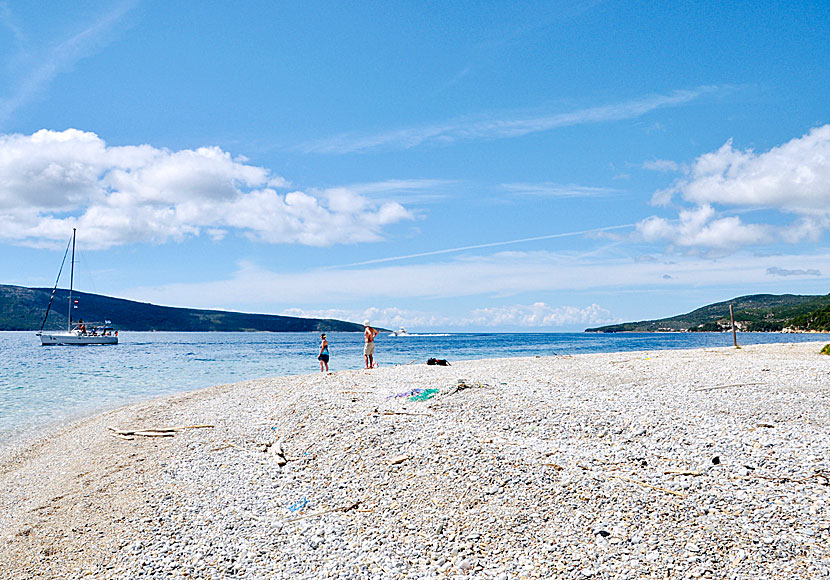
[1,342,829,579]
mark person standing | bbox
[363,320,379,369]
[318,333,329,372]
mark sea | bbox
[1,330,828,450]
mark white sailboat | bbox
[37,229,118,346]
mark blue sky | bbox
[1,1,829,331]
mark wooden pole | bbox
[729,304,739,348]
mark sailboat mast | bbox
[68,228,75,331]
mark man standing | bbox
[363,320,379,369]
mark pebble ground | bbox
[1,342,828,579]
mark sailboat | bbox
[37,228,118,345]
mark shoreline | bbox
[2,343,829,578]
[3,330,829,458]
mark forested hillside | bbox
[0,285,364,332]
[586,294,830,333]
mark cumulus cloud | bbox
[656,125,830,211]
[637,204,770,254]
[766,267,821,277]
[640,125,830,254]
[465,303,617,328]
[0,129,412,249]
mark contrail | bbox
[331,223,636,269]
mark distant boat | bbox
[389,327,410,337]
[37,229,118,346]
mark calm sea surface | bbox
[1,330,827,449]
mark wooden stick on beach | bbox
[107,424,214,437]
[694,382,764,392]
[608,475,687,498]
[284,500,362,523]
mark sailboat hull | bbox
[40,332,118,346]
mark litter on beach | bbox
[288,497,308,513]
[409,388,439,401]
[386,388,425,399]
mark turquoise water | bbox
[1,330,827,448]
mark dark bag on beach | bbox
[427,358,450,366]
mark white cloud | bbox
[660,125,830,211]
[0,129,413,249]
[640,125,830,254]
[281,302,616,330]
[0,3,135,124]
[642,159,681,172]
[124,249,830,313]
[282,306,452,329]
[340,179,454,196]
[114,247,830,332]
[766,267,821,277]
[299,86,722,154]
[637,204,770,254]
[501,182,618,198]
[465,303,618,328]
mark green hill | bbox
[585,293,830,333]
[788,303,830,332]
[0,284,364,332]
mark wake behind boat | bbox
[388,327,452,337]
[37,229,118,346]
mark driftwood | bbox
[608,475,687,498]
[381,410,433,417]
[736,471,830,485]
[694,382,764,392]
[108,424,214,438]
[664,470,702,477]
[222,440,251,452]
[111,433,135,441]
[213,439,305,465]
[284,500,362,523]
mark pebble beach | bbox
[1,342,829,580]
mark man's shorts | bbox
[364,342,375,356]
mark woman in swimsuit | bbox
[317,333,329,372]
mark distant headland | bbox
[586,293,830,333]
[0,284,365,332]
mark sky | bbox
[1,1,829,331]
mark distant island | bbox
[586,293,830,333]
[0,284,365,332]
